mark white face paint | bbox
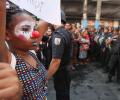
[14,20,36,40]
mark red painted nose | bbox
[31,31,41,39]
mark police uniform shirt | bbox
[52,33,65,59]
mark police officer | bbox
[106,29,120,83]
[101,27,112,72]
[47,10,72,100]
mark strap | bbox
[10,53,16,70]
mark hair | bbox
[61,20,66,25]
[6,1,36,29]
[49,24,55,32]
[6,2,24,29]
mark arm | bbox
[37,20,49,39]
[47,58,61,80]
[47,33,65,80]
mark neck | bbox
[11,48,29,57]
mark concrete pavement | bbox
[48,62,120,100]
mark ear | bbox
[5,30,12,41]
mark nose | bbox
[31,31,41,39]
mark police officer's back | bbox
[47,10,72,100]
[52,27,72,69]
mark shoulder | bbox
[52,35,64,46]
[54,27,66,34]
[52,29,65,42]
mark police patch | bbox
[54,38,61,45]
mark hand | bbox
[0,63,22,100]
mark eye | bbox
[21,25,31,32]
[22,27,29,32]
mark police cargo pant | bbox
[53,67,71,100]
[108,54,120,82]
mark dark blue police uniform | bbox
[107,37,120,82]
[52,26,72,100]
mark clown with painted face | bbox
[5,2,48,100]
[14,20,42,40]
[6,14,42,50]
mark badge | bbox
[54,38,61,45]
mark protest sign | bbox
[9,0,61,25]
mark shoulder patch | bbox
[54,38,61,45]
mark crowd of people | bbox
[38,22,120,84]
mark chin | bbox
[19,47,33,51]
[29,46,38,51]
